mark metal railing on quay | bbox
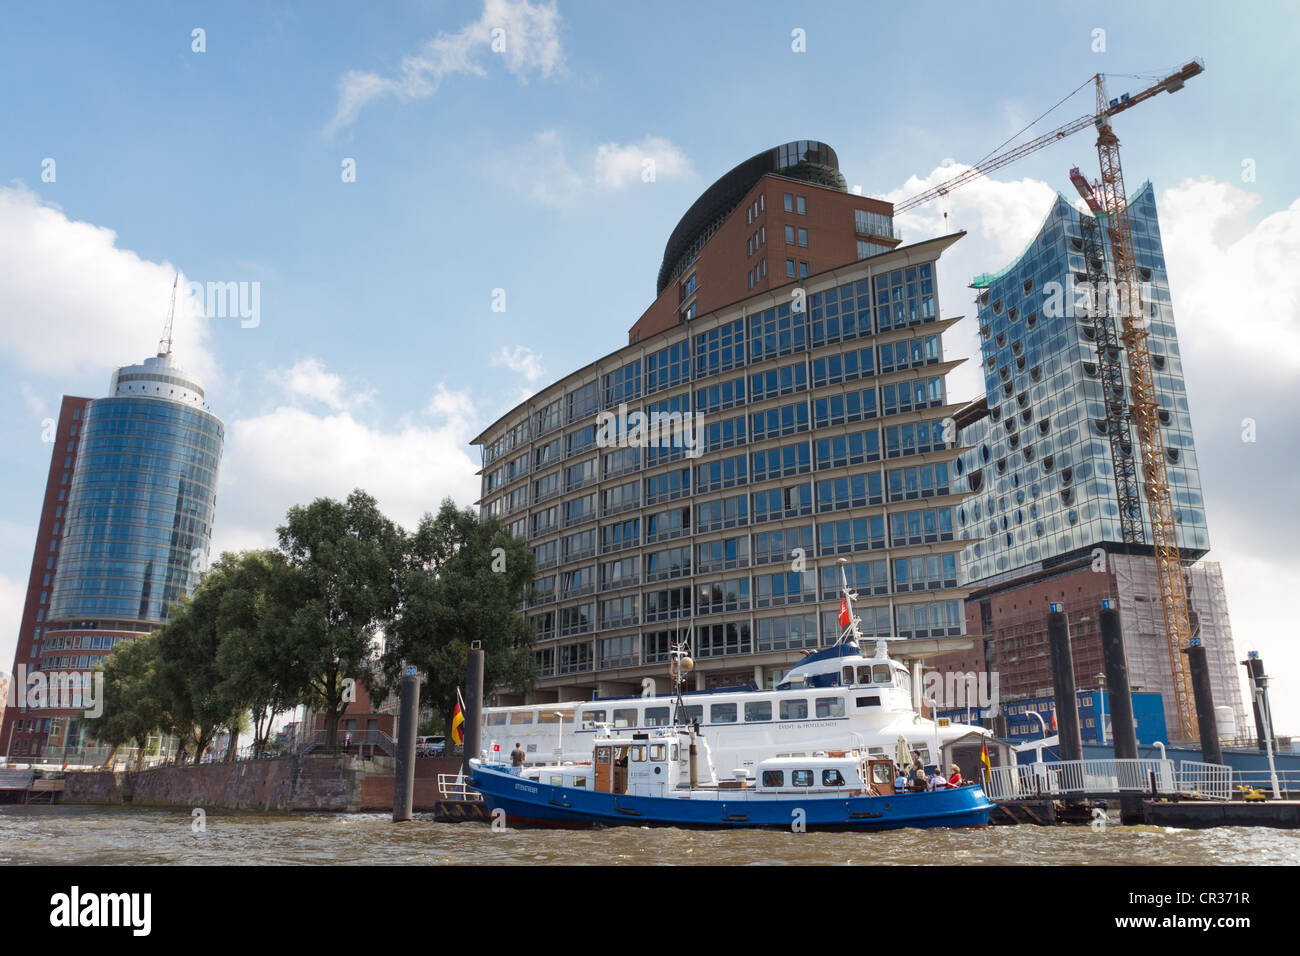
[437,773,482,802]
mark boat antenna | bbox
[669,622,694,728]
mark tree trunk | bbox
[225,728,239,762]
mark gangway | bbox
[984,757,1232,802]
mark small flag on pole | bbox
[838,597,851,629]
[980,739,993,782]
[451,688,466,746]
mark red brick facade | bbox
[628,175,897,343]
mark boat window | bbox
[780,699,808,720]
[645,707,670,727]
[842,666,854,684]
[682,704,704,724]
[671,745,679,761]
[815,697,845,718]
[792,770,814,787]
[857,666,873,683]
[823,769,846,787]
[873,664,891,684]
[762,770,784,787]
[613,708,638,728]
[872,763,892,784]
[549,775,563,786]
[649,744,666,762]
[856,695,881,708]
[539,710,572,724]
[509,711,535,724]
[629,745,646,762]
[486,713,509,726]
[710,702,738,723]
[574,776,587,788]
[595,746,612,763]
[581,709,607,729]
[745,701,772,722]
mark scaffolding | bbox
[1112,554,1248,743]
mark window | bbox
[792,769,813,787]
[783,192,793,212]
[644,706,670,727]
[815,697,846,718]
[780,699,809,720]
[694,319,745,376]
[763,770,785,787]
[785,225,795,244]
[786,258,795,277]
[745,700,773,722]
[823,769,845,787]
[711,702,738,723]
[797,227,807,247]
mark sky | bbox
[1,1,1297,732]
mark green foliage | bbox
[380,499,536,733]
[277,489,406,748]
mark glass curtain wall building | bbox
[475,162,973,699]
[35,350,223,757]
[954,182,1208,581]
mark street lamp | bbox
[1096,673,1108,747]
[1246,656,1281,799]
[1026,711,1048,764]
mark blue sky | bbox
[2,0,1298,729]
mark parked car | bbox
[416,736,446,757]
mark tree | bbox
[212,549,303,757]
[277,489,405,750]
[86,634,183,769]
[381,499,536,740]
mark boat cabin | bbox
[753,752,898,796]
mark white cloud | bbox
[18,383,49,420]
[504,130,694,209]
[327,0,563,133]
[212,371,481,557]
[594,137,694,190]
[281,357,374,411]
[0,185,218,389]
[492,345,545,383]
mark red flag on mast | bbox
[838,597,851,629]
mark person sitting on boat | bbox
[894,768,909,792]
[947,764,963,788]
[927,769,948,791]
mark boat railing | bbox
[437,773,482,802]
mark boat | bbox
[468,673,994,831]
[481,561,990,773]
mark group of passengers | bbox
[892,751,964,792]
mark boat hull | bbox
[468,765,993,831]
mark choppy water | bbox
[2,805,1298,865]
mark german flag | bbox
[980,739,993,782]
[451,688,465,746]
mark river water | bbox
[2,805,1298,865]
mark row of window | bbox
[482,265,939,466]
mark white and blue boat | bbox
[468,724,993,831]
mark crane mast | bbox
[896,58,1205,741]
[1092,74,1199,742]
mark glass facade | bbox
[954,184,1209,584]
[48,387,224,624]
[477,248,968,684]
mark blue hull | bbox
[468,765,993,831]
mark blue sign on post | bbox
[1101,598,1112,610]
[405,665,416,677]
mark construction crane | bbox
[897,59,1206,742]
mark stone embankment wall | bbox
[60,755,465,812]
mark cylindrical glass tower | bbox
[48,352,224,629]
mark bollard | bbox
[1047,607,1083,763]
[462,646,485,777]
[1184,639,1221,764]
[393,670,420,822]
[1100,604,1144,823]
